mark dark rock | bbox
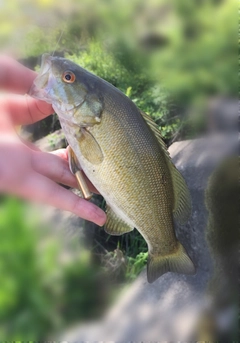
[207,97,238,134]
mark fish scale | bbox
[30,53,195,283]
[84,81,175,253]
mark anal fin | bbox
[147,241,195,283]
[105,205,134,236]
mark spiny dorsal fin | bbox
[105,204,134,235]
[140,110,169,157]
[139,109,191,224]
[170,163,192,224]
[78,128,104,165]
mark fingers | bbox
[18,171,106,226]
[0,55,37,94]
[32,149,100,194]
[31,150,78,189]
[0,55,54,124]
[54,147,100,194]
[2,94,53,125]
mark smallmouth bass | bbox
[30,54,195,283]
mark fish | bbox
[29,53,195,283]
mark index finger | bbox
[1,94,54,125]
[20,171,106,226]
[0,55,37,94]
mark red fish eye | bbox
[62,71,76,83]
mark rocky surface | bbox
[57,134,238,341]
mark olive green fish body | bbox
[60,78,176,248]
[30,54,195,282]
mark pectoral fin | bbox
[78,128,104,165]
[105,204,134,235]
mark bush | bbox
[0,197,110,340]
[0,197,58,340]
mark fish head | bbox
[30,54,103,126]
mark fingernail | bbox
[96,209,107,227]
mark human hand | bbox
[0,55,106,226]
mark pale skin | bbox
[0,55,106,226]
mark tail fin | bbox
[147,242,195,283]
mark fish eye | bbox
[62,71,76,83]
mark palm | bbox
[0,55,106,226]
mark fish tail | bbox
[147,242,195,283]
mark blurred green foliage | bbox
[149,0,237,105]
[0,197,56,340]
[0,197,110,340]
[126,252,148,282]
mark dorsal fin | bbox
[139,110,191,224]
[170,163,191,224]
[139,110,170,158]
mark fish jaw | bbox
[29,75,57,104]
[29,54,59,103]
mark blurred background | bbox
[0,0,237,340]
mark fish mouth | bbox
[28,54,55,104]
